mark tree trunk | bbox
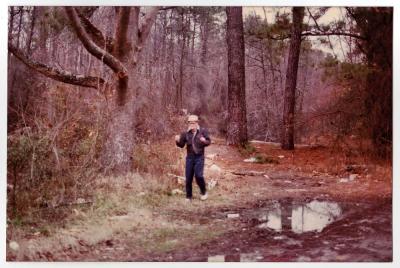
[8,7,15,44]
[26,7,37,54]
[200,12,209,66]
[281,7,304,150]
[101,90,137,174]
[16,7,24,49]
[176,10,186,111]
[226,7,248,146]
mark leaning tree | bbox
[8,7,159,173]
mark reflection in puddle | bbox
[256,200,342,234]
[257,203,282,231]
[292,200,342,233]
[210,200,343,262]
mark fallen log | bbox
[231,170,265,176]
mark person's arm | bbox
[175,132,186,148]
[200,129,211,146]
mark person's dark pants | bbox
[185,154,206,199]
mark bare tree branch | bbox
[307,7,323,32]
[302,31,366,40]
[64,7,128,78]
[75,8,115,53]
[9,42,105,89]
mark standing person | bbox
[175,115,211,201]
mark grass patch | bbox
[238,142,257,156]
[254,154,279,164]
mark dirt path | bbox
[7,138,392,261]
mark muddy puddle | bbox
[236,199,342,234]
[161,197,392,262]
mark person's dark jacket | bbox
[176,127,211,156]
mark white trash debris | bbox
[278,155,285,159]
[206,154,217,160]
[171,189,184,195]
[207,179,218,189]
[349,174,358,181]
[208,255,225,262]
[209,164,222,173]
[9,241,19,251]
[243,157,257,162]
[76,198,86,204]
[227,213,240,218]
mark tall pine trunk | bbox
[281,7,304,150]
[226,7,248,146]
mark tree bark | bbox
[281,7,304,150]
[16,7,24,49]
[226,7,248,146]
[26,7,36,54]
[176,10,186,111]
[8,7,15,44]
[200,11,209,66]
[96,7,158,174]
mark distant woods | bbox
[8,6,392,175]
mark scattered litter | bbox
[227,213,240,218]
[208,179,218,189]
[278,155,285,159]
[240,252,263,261]
[9,241,19,251]
[209,164,222,172]
[206,154,217,160]
[138,192,146,196]
[263,174,271,179]
[273,235,286,240]
[171,189,184,195]
[339,178,349,183]
[349,174,358,181]
[76,198,86,204]
[243,157,257,162]
[286,189,307,192]
[297,256,312,262]
[208,255,225,262]
[167,173,185,185]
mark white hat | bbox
[187,115,199,122]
